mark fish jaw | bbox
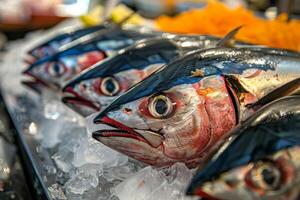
[92,116,177,167]
[22,69,60,91]
[62,86,100,117]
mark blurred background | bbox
[1,0,300,38]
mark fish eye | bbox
[46,62,67,77]
[148,94,174,118]
[99,77,120,96]
[246,162,282,191]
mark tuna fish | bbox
[89,47,300,167]
[187,96,300,200]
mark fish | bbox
[186,96,300,200]
[26,13,136,61]
[61,26,259,116]
[61,31,240,117]
[22,27,159,92]
[90,47,300,167]
[26,24,108,62]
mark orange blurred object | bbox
[155,1,300,51]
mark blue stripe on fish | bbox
[27,30,152,70]
[64,38,180,88]
[95,48,277,120]
[29,24,107,56]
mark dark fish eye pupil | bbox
[54,63,61,74]
[262,168,276,186]
[155,99,168,115]
[105,79,115,93]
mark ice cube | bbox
[103,160,141,182]
[48,183,67,200]
[52,129,86,173]
[114,163,197,200]
[65,176,119,200]
[64,164,103,195]
[114,166,166,200]
[44,100,63,120]
[52,148,74,173]
[72,135,127,168]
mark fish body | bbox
[27,24,108,61]
[90,47,300,167]
[23,28,159,91]
[187,96,300,200]
[61,34,238,117]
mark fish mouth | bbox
[21,79,43,94]
[62,86,100,112]
[92,116,164,148]
[24,56,37,65]
[22,70,60,90]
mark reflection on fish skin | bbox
[61,35,220,117]
[23,28,154,92]
[187,96,300,200]
[61,26,273,117]
[89,47,300,168]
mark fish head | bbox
[193,148,300,200]
[62,38,181,117]
[90,51,237,167]
[23,49,106,91]
[187,105,300,200]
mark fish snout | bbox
[62,86,100,116]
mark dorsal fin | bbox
[58,11,136,53]
[216,26,242,47]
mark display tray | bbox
[1,89,55,200]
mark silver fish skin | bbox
[28,24,109,60]
[187,96,300,200]
[22,26,163,92]
[61,34,240,117]
[60,27,280,116]
[89,47,300,168]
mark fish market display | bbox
[61,30,241,117]
[90,47,300,167]
[187,96,300,200]
[22,27,158,92]
[4,2,300,199]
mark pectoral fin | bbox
[248,77,300,108]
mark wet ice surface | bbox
[0,21,197,200]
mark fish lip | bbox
[23,69,61,91]
[188,188,220,200]
[62,86,100,111]
[92,116,163,148]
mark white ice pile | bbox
[114,163,198,200]
[0,20,198,200]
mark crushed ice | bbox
[0,20,197,200]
